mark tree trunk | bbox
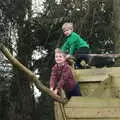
[9,20,35,120]
[113,0,120,53]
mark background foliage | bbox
[0,0,120,120]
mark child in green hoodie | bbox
[61,22,90,68]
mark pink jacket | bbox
[50,62,77,92]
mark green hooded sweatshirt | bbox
[61,32,89,55]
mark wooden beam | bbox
[65,97,120,119]
[65,97,120,108]
[90,75,112,97]
[65,107,120,118]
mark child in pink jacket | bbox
[49,48,81,99]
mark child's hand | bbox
[53,89,58,95]
[66,54,75,60]
[66,54,71,59]
[50,88,53,91]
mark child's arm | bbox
[50,88,53,91]
[53,89,59,95]
[56,64,70,90]
[69,41,77,55]
[61,39,69,52]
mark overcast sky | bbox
[32,0,45,14]
[32,0,61,14]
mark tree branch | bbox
[0,43,68,104]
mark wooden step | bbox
[64,97,120,119]
[74,67,120,83]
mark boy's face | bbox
[63,28,72,36]
[55,52,66,64]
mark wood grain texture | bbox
[65,97,120,119]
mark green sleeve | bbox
[61,40,69,52]
[69,41,76,55]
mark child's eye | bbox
[59,55,63,58]
[64,30,68,32]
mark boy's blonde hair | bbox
[62,22,73,31]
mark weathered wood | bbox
[65,97,120,108]
[67,118,116,120]
[65,108,120,118]
[54,89,67,120]
[53,67,120,119]
[54,102,66,120]
[112,75,120,87]
[74,67,120,82]
[80,82,101,96]
[75,67,107,76]
[71,66,120,97]
[90,75,112,97]
[78,75,107,82]
[54,66,120,119]
[76,69,120,97]
[73,69,110,96]
[65,97,120,119]
[110,75,120,98]
[75,67,120,77]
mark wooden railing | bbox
[54,89,67,120]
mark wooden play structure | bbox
[54,67,120,120]
[1,44,120,120]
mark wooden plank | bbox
[65,107,120,118]
[74,68,107,78]
[74,70,120,97]
[78,75,107,82]
[90,75,112,97]
[74,67,109,82]
[76,68,107,76]
[65,97,120,119]
[54,102,66,120]
[54,102,63,120]
[80,82,100,96]
[68,118,120,120]
[112,76,120,87]
[74,67,120,82]
[65,97,120,108]
[74,67,120,84]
